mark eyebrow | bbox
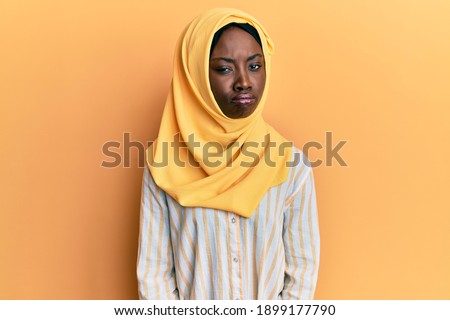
[211,53,263,63]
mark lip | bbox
[231,94,257,105]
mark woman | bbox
[137,8,319,300]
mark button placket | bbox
[228,213,241,299]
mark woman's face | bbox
[209,27,266,119]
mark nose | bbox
[233,68,252,91]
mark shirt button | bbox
[233,257,239,263]
[231,217,236,223]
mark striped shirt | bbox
[137,148,320,300]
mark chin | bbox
[234,108,256,119]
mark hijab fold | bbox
[147,8,292,217]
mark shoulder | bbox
[142,164,169,199]
[288,146,313,180]
[283,146,314,203]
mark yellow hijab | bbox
[147,8,292,217]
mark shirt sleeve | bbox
[281,164,320,300]
[137,166,179,299]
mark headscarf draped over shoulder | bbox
[147,8,293,218]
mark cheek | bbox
[256,73,266,94]
[209,79,226,108]
[210,77,228,99]
[209,75,219,93]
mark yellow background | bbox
[1,0,449,299]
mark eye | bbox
[215,66,232,73]
[249,63,262,71]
